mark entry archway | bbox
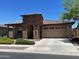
[28,25,33,39]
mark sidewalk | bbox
[0,44,34,51]
[0,44,33,47]
[0,47,79,56]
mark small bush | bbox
[72,38,79,44]
[15,39,35,45]
[0,37,13,44]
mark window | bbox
[49,27,54,29]
[43,26,54,29]
[55,27,60,29]
[61,27,64,29]
[44,27,48,29]
[43,26,66,30]
[60,26,66,29]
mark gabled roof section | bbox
[43,20,62,24]
[43,20,75,25]
[0,25,12,29]
[5,23,22,26]
[5,20,22,26]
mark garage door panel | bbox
[42,29,67,38]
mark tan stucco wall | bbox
[73,29,79,38]
[76,30,79,38]
[9,31,13,38]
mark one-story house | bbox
[0,25,12,37]
[5,14,74,40]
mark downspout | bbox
[77,20,79,29]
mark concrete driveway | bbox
[25,38,79,56]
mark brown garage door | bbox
[42,29,67,38]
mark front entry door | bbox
[28,25,33,39]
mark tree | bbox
[61,0,79,39]
[62,0,79,23]
[62,12,72,22]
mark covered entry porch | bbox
[22,24,42,39]
[5,23,23,39]
[5,23,42,39]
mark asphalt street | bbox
[0,52,79,59]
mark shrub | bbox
[72,38,79,44]
[0,37,14,44]
[15,39,35,45]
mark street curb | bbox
[0,45,34,47]
[0,49,79,56]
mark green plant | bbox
[0,37,14,44]
[15,39,35,45]
[62,0,79,23]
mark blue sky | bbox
[0,0,77,28]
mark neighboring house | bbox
[0,25,12,37]
[72,26,79,38]
[5,14,74,39]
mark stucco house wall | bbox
[73,29,79,38]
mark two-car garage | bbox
[42,25,67,38]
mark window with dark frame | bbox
[49,27,54,29]
[44,27,48,29]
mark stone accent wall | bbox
[33,25,41,39]
[22,14,43,39]
[23,25,28,39]
[66,24,72,38]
